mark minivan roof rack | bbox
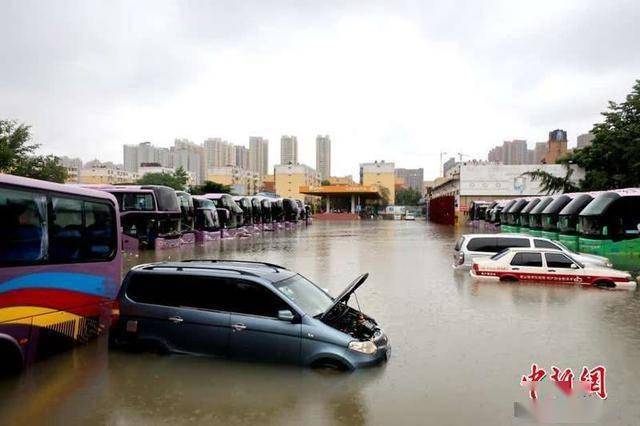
[140,264,261,277]
[181,259,287,272]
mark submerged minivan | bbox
[453,234,612,269]
[111,260,390,370]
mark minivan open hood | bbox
[320,273,369,319]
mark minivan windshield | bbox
[274,274,333,317]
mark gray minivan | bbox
[110,260,390,370]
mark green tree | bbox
[561,80,640,190]
[521,165,580,195]
[137,166,189,190]
[0,119,68,183]
[189,180,232,195]
[377,186,391,207]
[395,187,422,205]
[321,179,331,186]
[13,155,69,183]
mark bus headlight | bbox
[348,340,377,355]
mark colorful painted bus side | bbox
[578,189,640,272]
[0,174,121,374]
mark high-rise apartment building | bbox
[249,136,269,176]
[234,145,249,170]
[171,138,204,184]
[315,135,331,180]
[534,142,548,164]
[543,129,568,164]
[577,133,595,149]
[123,142,171,172]
[394,168,424,192]
[203,138,229,168]
[280,135,298,165]
[274,163,320,201]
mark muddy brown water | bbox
[1,221,640,425]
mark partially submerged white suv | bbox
[453,234,612,269]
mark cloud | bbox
[0,0,638,179]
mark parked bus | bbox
[233,196,254,229]
[527,196,554,237]
[86,185,182,250]
[192,196,221,242]
[518,197,541,235]
[555,193,596,251]
[497,199,517,227]
[539,194,575,243]
[502,198,528,233]
[250,197,263,229]
[578,189,640,271]
[203,194,244,236]
[271,198,285,227]
[259,197,274,230]
[176,191,196,245]
[283,198,300,223]
[0,174,121,374]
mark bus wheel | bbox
[0,340,23,376]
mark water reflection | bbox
[2,221,640,425]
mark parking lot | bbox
[1,220,639,425]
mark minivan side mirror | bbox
[570,263,578,269]
[277,310,295,322]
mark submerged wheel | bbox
[0,340,23,376]
[311,358,350,372]
[593,280,615,288]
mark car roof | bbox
[129,260,296,283]
[462,233,532,238]
[499,247,567,254]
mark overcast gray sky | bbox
[1,0,639,179]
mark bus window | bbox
[85,201,116,259]
[50,197,84,262]
[0,187,48,264]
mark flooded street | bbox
[2,221,640,425]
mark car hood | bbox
[319,273,369,319]
[573,252,611,266]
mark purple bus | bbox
[0,174,122,374]
[202,193,244,238]
[192,196,221,242]
[176,191,196,245]
[85,185,182,250]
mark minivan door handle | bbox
[168,316,183,324]
[511,267,520,271]
[231,323,247,331]
[548,269,556,272]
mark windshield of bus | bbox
[118,193,155,211]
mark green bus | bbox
[502,198,529,233]
[540,194,574,242]
[556,193,597,252]
[527,196,555,237]
[578,189,640,271]
[518,198,541,235]
[498,199,517,231]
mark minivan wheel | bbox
[500,275,518,283]
[311,358,350,372]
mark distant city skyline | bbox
[3,2,636,180]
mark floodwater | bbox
[2,221,640,425]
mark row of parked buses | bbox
[0,174,310,374]
[79,184,311,250]
[468,188,640,271]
